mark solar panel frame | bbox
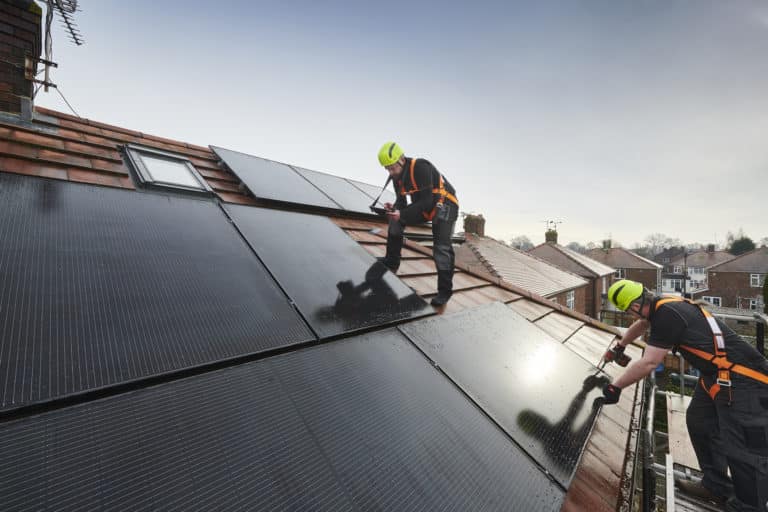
[291,166,379,215]
[399,301,607,487]
[0,173,315,412]
[223,204,432,339]
[0,329,564,511]
[210,146,340,209]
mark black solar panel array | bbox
[399,302,607,487]
[0,330,564,511]
[0,173,315,411]
[0,171,613,510]
[211,145,395,215]
[224,204,431,339]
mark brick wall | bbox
[626,268,658,292]
[0,1,41,115]
[549,285,587,316]
[706,271,765,309]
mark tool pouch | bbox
[435,202,451,222]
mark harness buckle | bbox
[716,377,732,387]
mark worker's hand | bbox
[603,344,631,367]
[386,209,401,222]
[384,202,393,211]
[601,383,622,405]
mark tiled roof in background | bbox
[668,250,735,268]
[530,243,616,278]
[456,233,588,297]
[706,247,768,272]
[586,247,662,270]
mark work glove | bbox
[602,383,622,405]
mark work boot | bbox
[675,479,727,505]
[431,269,454,306]
[382,233,403,272]
[376,257,399,272]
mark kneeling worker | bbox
[376,142,459,306]
[602,279,768,511]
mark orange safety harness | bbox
[398,159,459,221]
[655,297,768,402]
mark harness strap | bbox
[656,297,768,398]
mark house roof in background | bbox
[586,247,662,270]
[530,243,615,278]
[707,247,768,273]
[668,250,735,269]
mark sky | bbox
[37,0,768,248]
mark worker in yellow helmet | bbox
[376,142,459,307]
[603,279,768,511]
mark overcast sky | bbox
[37,0,768,248]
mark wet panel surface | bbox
[0,173,315,411]
[211,146,339,209]
[0,329,564,511]
[400,302,607,487]
[224,205,432,338]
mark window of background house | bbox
[703,296,721,307]
[749,298,761,310]
[566,290,575,310]
[670,279,682,291]
[750,274,765,288]
[125,145,211,193]
[615,268,625,279]
[673,265,682,273]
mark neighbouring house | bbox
[653,246,686,267]
[587,242,663,294]
[692,247,768,310]
[659,244,735,295]
[455,221,590,315]
[529,230,616,320]
[0,2,644,510]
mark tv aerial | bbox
[30,1,85,99]
[541,220,563,231]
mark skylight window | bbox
[125,145,210,193]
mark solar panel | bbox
[210,146,339,209]
[0,173,315,411]
[292,166,378,214]
[347,177,398,208]
[0,329,564,511]
[399,301,606,487]
[224,204,432,338]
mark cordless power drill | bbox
[602,344,632,367]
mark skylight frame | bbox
[125,144,213,195]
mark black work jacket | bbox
[392,157,457,225]
[648,298,768,388]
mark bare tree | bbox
[566,241,586,254]
[643,233,681,256]
[509,235,534,251]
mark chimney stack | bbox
[602,239,612,250]
[463,214,485,237]
[545,229,558,244]
[0,1,42,120]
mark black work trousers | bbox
[385,203,457,297]
[686,378,768,511]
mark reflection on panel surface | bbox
[347,177,397,207]
[0,173,314,411]
[211,146,339,208]
[292,166,376,214]
[225,204,431,338]
[0,330,564,511]
[400,301,606,487]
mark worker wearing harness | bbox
[377,142,459,306]
[603,279,768,511]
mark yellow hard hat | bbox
[607,279,644,311]
[378,142,404,167]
